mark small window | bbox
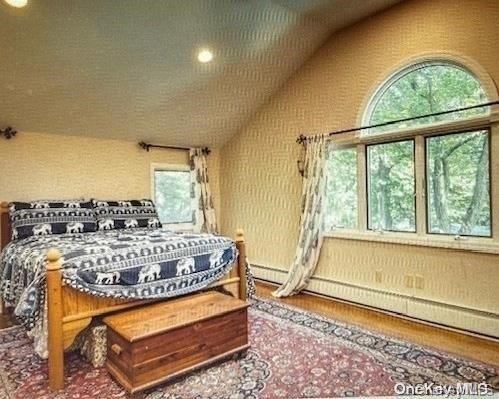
[367,140,416,232]
[366,62,488,135]
[153,168,192,226]
[325,147,358,230]
[426,130,491,237]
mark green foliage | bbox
[325,148,357,230]
[370,64,487,133]
[326,63,490,237]
[154,171,192,224]
[368,140,415,232]
[427,130,490,236]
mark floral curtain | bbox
[245,259,257,298]
[273,136,328,297]
[189,148,218,234]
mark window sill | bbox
[324,230,499,255]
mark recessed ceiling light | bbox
[197,49,213,63]
[3,0,28,8]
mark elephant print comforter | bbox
[0,229,237,332]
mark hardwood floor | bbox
[1,283,497,366]
[256,280,499,366]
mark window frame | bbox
[325,115,499,253]
[365,138,417,234]
[325,144,359,231]
[423,128,493,238]
[150,163,194,231]
[324,58,499,254]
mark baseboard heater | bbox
[251,264,499,342]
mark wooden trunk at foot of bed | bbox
[45,230,248,392]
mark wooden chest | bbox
[103,291,249,393]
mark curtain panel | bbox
[189,148,218,234]
[273,136,328,297]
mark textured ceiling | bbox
[0,0,400,147]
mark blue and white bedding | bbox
[0,229,237,332]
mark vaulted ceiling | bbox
[0,0,400,147]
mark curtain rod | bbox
[297,100,499,144]
[138,141,210,155]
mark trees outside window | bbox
[426,130,490,236]
[368,63,488,134]
[325,59,493,242]
[325,147,358,230]
[367,140,415,232]
[154,170,192,224]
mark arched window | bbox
[326,58,494,240]
[365,61,489,134]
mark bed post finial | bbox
[46,249,62,270]
[235,229,244,243]
[0,202,8,209]
[234,229,247,300]
[46,248,64,391]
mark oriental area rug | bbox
[0,297,497,399]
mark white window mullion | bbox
[492,122,499,243]
[357,144,367,232]
[415,135,426,236]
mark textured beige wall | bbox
[0,131,221,239]
[220,0,499,326]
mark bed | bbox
[0,201,248,391]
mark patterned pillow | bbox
[91,199,162,231]
[9,201,97,241]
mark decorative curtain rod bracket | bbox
[296,134,308,177]
[138,141,210,155]
[296,134,307,146]
[138,141,151,151]
[1,126,17,140]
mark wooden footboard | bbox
[45,230,248,391]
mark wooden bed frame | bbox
[0,201,248,392]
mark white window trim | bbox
[324,230,499,255]
[150,163,194,231]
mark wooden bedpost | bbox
[235,229,247,300]
[0,202,11,251]
[46,248,65,391]
[0,202,10,315]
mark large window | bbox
[152,165,193,227]
[325,59,494,245]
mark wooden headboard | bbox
[0,202,11,250]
